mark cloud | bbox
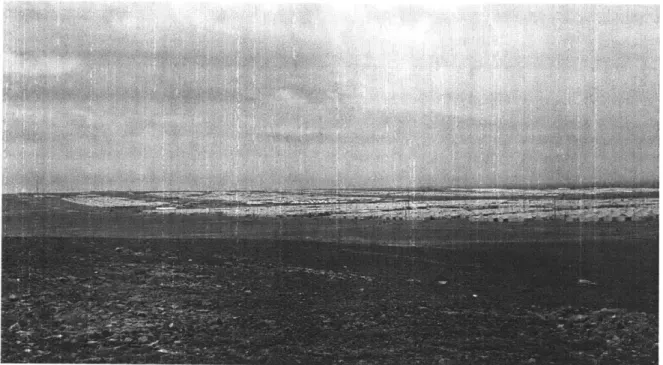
[4,3,334,67]
[4,52,80,76]
[6,3,656,111]
[3,3,344,106]
[274,89,308,105]
[2,4,658,192]
[256,130,389,145]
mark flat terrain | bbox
[1,219,658,364]
[3,207,658,245]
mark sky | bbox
[2,3,659,193]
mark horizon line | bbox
[3,182,659,195]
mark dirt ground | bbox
[1,220,658,364]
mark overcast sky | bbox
[3,3,659,193]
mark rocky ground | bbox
[1,236,657,364]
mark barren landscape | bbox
[2,190,658,364]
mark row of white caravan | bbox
[142,201,658,222]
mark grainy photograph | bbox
[2,3,659,364]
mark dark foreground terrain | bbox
[1,230,657,364]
